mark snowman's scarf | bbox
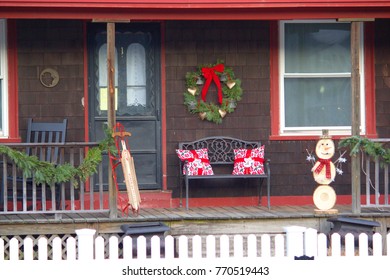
[314,158,331,179]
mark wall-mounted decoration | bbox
[39,68,60,88]
[183,60,243,124]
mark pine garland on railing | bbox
[338,136,390,165]
[0,127,116,186]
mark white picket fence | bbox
[1,227,389,279]
[0,226,389,260]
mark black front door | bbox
[88,23,162,190]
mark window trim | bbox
[270,20,377,140]
[0,19,8,138]
[0,19,20,143]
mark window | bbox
[0,19,7,138]
[277,20,366,137]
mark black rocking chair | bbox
[0,118,67,211]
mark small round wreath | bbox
[183,60,243,124]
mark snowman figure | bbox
[311,136,336,185]
[309,130,341,212]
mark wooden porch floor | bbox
[1,205,390,236]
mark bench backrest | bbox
[26,118,68,164]
[178,136,262,165]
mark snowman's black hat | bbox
[320,129,331,139]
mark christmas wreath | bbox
[183,60,243,124]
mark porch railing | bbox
[0,142,109,215]
[362,139,390,208]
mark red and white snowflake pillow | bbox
[176,148,214,176]
[232,146,265,175]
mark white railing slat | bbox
[317,233,328,257]
[220,235,230,258]
[164,235,175,259]
[247,234,257,258]
[23,237,33,260]
[261,234,271,258]
[137,236,147,259]
[94,236,105,260]
[206,235,216,259]
[122,236,133,259]
[274,234,285,257]
[109,236,119,260]
[373,232,382,256]
[192,235,202,259]
[52,237,62,260]
[0,238,4,261]
[344,233,355,257]
[233,234,243,258]
[38,237,48,260]
[304,228,318,257]
[151,236,161,259]
[359,233,369,257]
[178,235,188,259]
[331,233,341,257]
[9,238,18,260]
[387,232,390,256]
[66,237,76,260]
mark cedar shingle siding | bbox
[165,21,272,198]
[17,20,84,143]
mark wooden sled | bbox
[109,123,141,216]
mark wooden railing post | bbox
[75,228,96,260]
[284,226,306,258]
[107,22,117,219]
[351,21,361,214]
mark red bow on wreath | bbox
[314,158,332,179]
[201,64,224,104]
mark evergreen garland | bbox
[0,126,116,186]
[338,136,390,165]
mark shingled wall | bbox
[17,20,85,143]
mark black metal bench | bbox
[178,136,270,210]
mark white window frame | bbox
[279,20,366,137]
[0,19,8,138]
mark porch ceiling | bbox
[1,0,390,20]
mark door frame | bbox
[85,21,165,191]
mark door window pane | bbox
[126,43,146,107]
[98,43,118,112]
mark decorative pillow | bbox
[232,146,265,175]
[176,148,214,176]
